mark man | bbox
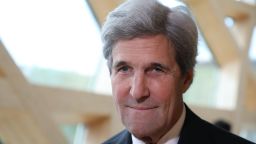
[101,0,255,144]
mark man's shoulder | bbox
[201,118,254,143]
[179,105,255,144]
[203,119,254,144]
[102,130,132,144]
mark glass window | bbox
[249,26,256,64]
[236,0,256,6]
[184,29,220,108]
[0,0,104,93]
[60,123,87,144]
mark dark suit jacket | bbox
[103,105,255,144]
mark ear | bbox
[182,69,194,93]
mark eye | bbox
[146,64,168,75]
[152,66,164,72]
[117,65,131,73]
[149,66,165,73]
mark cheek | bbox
[149,78,179,102]
[111,76,130,105]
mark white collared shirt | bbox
[132,104,186,144]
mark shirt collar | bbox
[132,104,186,144]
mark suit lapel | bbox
[102,130,132,144]
[116,130,132,144]
[178,105,205,144]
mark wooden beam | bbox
[0,41,28,85]
[245,70,256,111]
[0,79,23,109]
[0,39,122,144]
[0,109,50,144]
[87,0,122,25]
[230,20,255,51]
[0,41,68,144]
[220,0,256,21]
[220,0,256,51]
[31,85,114,122]
[185,0,240,67]
[0,68,5,78]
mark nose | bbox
[129,72,150,103]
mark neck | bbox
[140,137,154,144]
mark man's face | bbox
[110,34,192,141]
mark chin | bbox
[122,113,163,140]
[130,128,156,143]
[130,129,147,138]
[127,124,155,139]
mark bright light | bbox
[0,0,102,76]
[249,27,256,61]
[158,0,186,8]
[224,17,235,28]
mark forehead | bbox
[112,35,175,64]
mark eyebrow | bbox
[112,61,128,69]
[112,61,171,70]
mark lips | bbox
[127,105,158,110]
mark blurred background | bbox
[0,0,255,143]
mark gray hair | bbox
[101,0,198,75]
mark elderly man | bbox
[101,0,255,144]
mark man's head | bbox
[102,0,198,75]
[101,0,198,143]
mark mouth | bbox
[126,105,159,110]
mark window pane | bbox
[0,0,103,92]
[60,123,87,144]
[184,64,220,108]
[249,27,256,64]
